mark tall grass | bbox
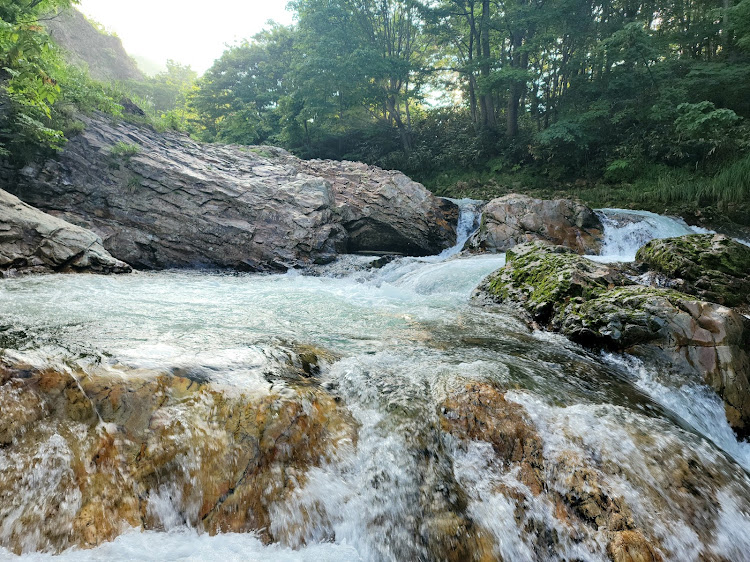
[707,155,750,204]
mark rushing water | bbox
[1,204,750,561]
[593,208,713,262]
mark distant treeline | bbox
[185,0,750,198]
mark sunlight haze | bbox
[76,0,294,74]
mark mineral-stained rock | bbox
[440,382,545,494]
[464,193,603,254]
[635,233,750,310]
[0,188,131,276]
[7,115,456,271]
[439,383,663,561]
[474,242,750,439]
[0,356,356,554]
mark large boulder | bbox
[475,242,750,438]
[0,188,131,276]
[635,233,750,310]
[8,115,456,271]
[561,286,750,435]
[464,194,603,254]
[474,241,631,323]
[298,159,459,255]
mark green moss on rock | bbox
[636,234,750,308]
[474,241,750,439]
[480,241,630,324]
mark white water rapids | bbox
[1,202,749,561]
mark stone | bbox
[0,188,131,276]
[439,383,663,560]
[464,193,603,254]
[0,357,356,554]
[7,115,456,271]
[474,242,750,439]
[561,286,750,438]
[474,241,630,324]
[635,233,750,310]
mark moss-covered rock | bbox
[474,242,750,439]
[635,234,750,309]
[475,241,630,324]
[562,286,750,436]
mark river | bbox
[1,202,749,561]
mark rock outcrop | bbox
[474,242,750,438]
[0,188,131,276]
[0,355,356,554]
[635,233,750,310]
[8,115,456,271]
[464,194,603,254]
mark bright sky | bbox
[76,0,294,75]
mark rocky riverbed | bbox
[1,128,750,560]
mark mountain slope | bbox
[44,8,144,82]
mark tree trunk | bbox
[479,0,496,129]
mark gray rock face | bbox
[465,193,603,254]
[0,188,131,276]
[8,115,456,271]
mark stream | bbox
[1,202,749,561]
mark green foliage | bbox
[0,0,128,164]
[109,141,140,158]
[124,60,197,131]
[604,159,640,184]
[708,154,750,204]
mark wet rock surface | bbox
[0,188,131,277]
[475,242,750,439]
[440,383,662,562]
[635,234,750,310]
[7,114,456,271]
[0,356,356,554]
[464,194,603,255]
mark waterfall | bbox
[595,208,713,262]
[438,198,483,258]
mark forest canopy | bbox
[187,0,750,208]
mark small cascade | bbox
[437,198,484,258]
[594,208,711,262]
[3,205,750,561]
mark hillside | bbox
[43,8,144,82]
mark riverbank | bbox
[423,167,750,241]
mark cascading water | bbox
[437,198,484,258]
[1,201,750,562]
[594,208,713,262]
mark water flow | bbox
[2,205,750,561]
[438,198,483,258]
[594,208,712,262]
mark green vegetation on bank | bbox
[183,0,750,223]
[2,0,750,225]
[0,0,196,165]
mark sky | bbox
[76,0,294,75]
